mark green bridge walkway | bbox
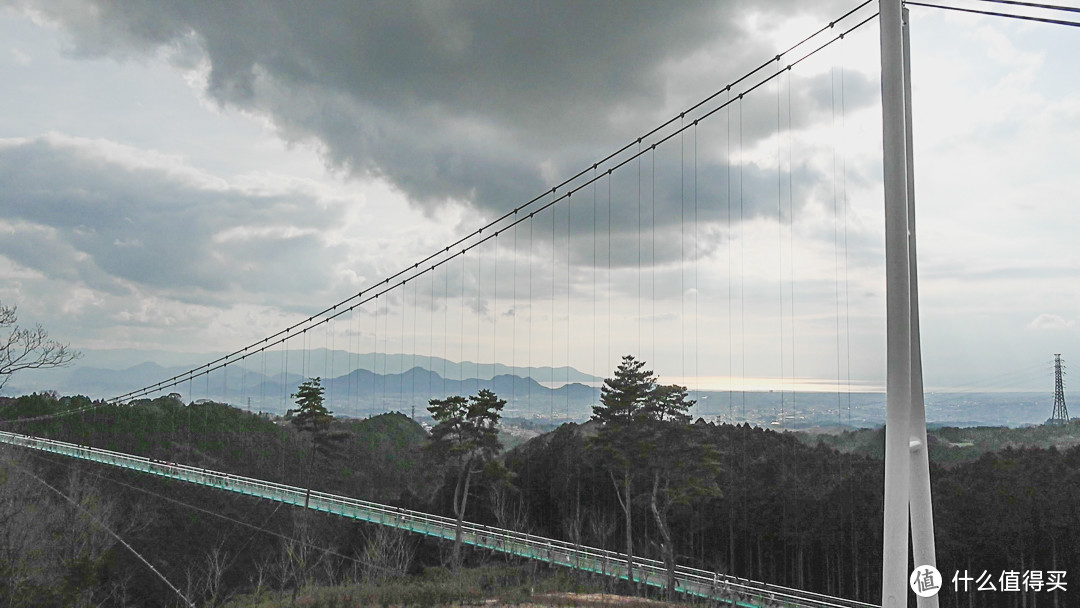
[0,429,878,608]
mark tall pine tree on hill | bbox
[288,377,346,478]
[425,388,505,569]
[592,355,656,425]
[289,377,331,433]
[589,355,655,588]
[589,355,719,597]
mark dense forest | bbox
[804,422,1080,464]
[0,393,441,607]
[0,389,1077,607]
[505,419,1080,607]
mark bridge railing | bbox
[0,430,877,608]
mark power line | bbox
[592,166,598,383]
[7,436,875,607]
[412,270,419,416]
[638,140,643,359]
[443,263,449,396]
[13,462,196,608]
[21,451,398,576]
[832,56,843,428]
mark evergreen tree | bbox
[425,389,505,568]
[288,377,345,472]
[590,357,717,597]
[288,377,331,433]
[644,383,694,424]
[592,355,656,425]
[641,420,722,599]
[589,354,656,588]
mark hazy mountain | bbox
[6,349,1072,427]
[6,347,599,396]
[8,358,601,419]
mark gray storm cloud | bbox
[0,136,352,307]
[15,0,873,224]
[3,0,887,333]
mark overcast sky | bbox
[1,0,1077,396]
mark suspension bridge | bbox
[0,429,875,608]
[3,1,1077,607]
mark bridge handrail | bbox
[671,563,879,608]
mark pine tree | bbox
[425,388,505,568]
[590,356,714,597]
[644,383,694,423]
[589,354,655,589]
[289,377,331,433]
[288,377,345,477]
[592,355,656,425]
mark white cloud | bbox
[9,47,31,65]
[1028,314,1075,330]
[211,225,318,245]
[0,135,351,303]
[0,2,1076,392]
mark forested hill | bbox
[0,393,435,503]
[505,419,1080,606]
[0,393,442,607]
[1,393,1077,607]
[800,419,1080,464]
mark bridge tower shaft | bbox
[1051,354,1069,424]
[879,2,938,606]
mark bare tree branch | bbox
[0,302,81,390]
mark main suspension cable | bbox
[108,6,880,405]
[907,1,1080,26]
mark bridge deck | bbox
[0,430,877,608]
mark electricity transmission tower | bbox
[1050,354,1069,425]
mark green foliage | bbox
[803,420,1080,465]
[592,355,656,425]
[223,564,605,608]
[289,377,331,432]
[589,356,651,476]
[10,385,1080,606]
[288,377,352,471]
[641,424,722,506]
[426,389,505,470]
[644,383,694,424]
[507,418,1080,605]
[347,413,431,502]
[585,355,704,595]
[4,393,437,605]
[589,355,695,465]
[426,389,506,567]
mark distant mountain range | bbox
[92,347,599,382]
[7,348,1074,427]
[6,349,603,419]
